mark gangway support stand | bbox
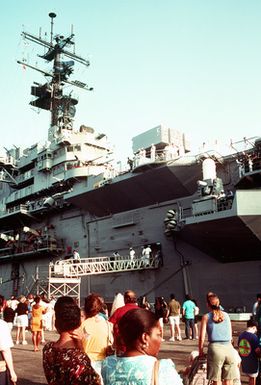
[48,277,81,304]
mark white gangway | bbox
[47,255,161,303]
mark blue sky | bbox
[1,1,261,162]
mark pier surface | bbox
[12,321,247,385]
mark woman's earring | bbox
[143,342,149,349]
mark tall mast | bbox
[49,12,56,45]
[17,12,93,141]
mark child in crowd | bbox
[238,319,260,385]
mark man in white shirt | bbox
[73,250,81,262]
[129,248,135,261]
[142,245,152,266]
[0,319,17,383]
[129,248,135,267]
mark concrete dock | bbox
[12,321,248,385]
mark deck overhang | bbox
[181,190,261,261]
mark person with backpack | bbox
[238,319,260,385]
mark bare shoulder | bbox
[201,313,209,323]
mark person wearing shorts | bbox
[207,342,238,381]
[15,296,28,345]
[199,293,238,385]
[238,319,260,385]
[168,294,182,341]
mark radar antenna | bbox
[17,12,93,140]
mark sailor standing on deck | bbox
[127,157,133,171]
[73,250,81,263]
[129,248,135,267]
[150,144,156,161]
[142,245,152,267]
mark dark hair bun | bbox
[55,297,81,332]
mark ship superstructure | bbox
[0,13,113,248]
[0,14,260,310]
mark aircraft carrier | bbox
[0,13,260,310]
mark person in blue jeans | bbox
[182,294,196,339]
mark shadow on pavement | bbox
[18,380,46,385]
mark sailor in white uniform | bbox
[142,245,152,266]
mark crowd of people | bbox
[0,290,260,385]
[0,294,55,348]
[0,292,56,385]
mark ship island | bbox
[0,13,260,311]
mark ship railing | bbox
[8,204,28,214]
[0,156,16,167]
[133,149,175,168]
[0,204,29,218]
[183,194,234,219]
[16,170,35,184]
[0,237,63,259]
[50,255,161,277]
[241,163,261,177]
[0,247,13,258]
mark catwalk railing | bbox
[50,255,161,278]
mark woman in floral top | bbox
[43,296,101,385]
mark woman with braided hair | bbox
[199,293,238,385]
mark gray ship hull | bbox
[0,189,260,312]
